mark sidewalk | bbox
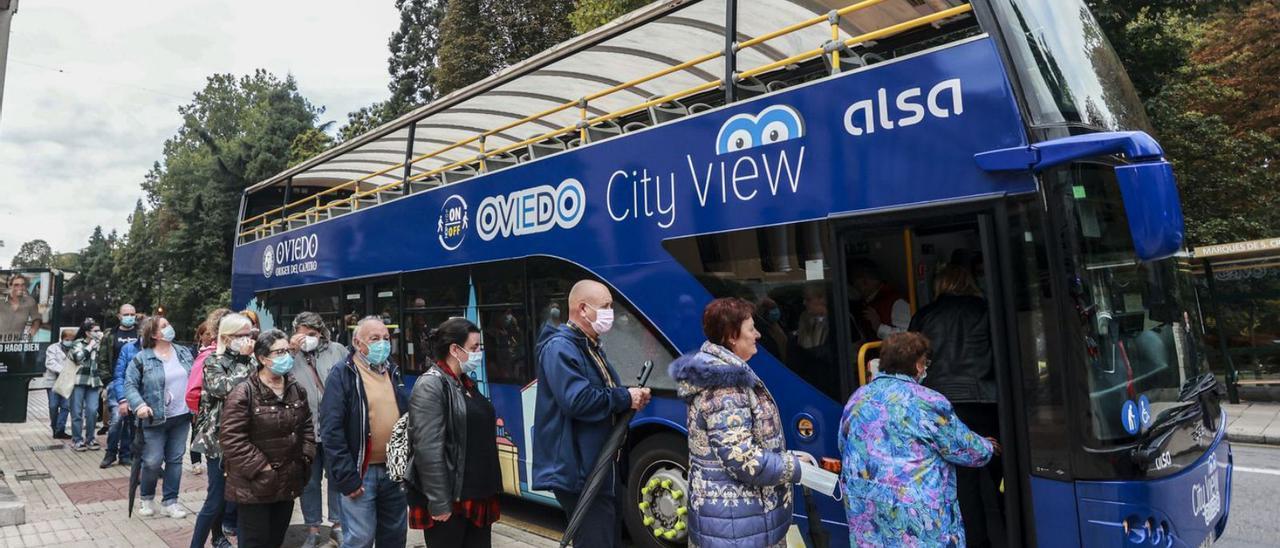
[1224,401,1280,445]
[0,390,555,548]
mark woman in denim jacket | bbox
[123,316,194,519]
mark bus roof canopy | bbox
[251,0,967,191]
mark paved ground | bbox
[0,390,556,548]
[1214,443,1280,548]
[1223,402,1280,445]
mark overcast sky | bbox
[0,0,400,267]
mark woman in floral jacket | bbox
[670,297,812,548]
[839,332,997,547]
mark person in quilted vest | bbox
[669,297,814,548]
[220,329,315,548]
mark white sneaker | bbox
[163,503,188,519]
[137,500,155,517]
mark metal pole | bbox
[401,122,416,196]
[723,0,737,104]
[1203,260,1239,404]
[281,176,293,225]
[0,0,19,127]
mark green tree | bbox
[435,0,501,96]
[289,125,336,166]
[118,71,322,335]
[1087,0,1278,245]
[492,0,576,67]
[9,239,53,269]
[569,0,652,33]
[387,0,448,112]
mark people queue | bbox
[54,270,998,548]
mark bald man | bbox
[532,280,650,548]
[319,317,408,548]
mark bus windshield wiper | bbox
[1129,373,1221,467]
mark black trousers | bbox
[236,499,294,548]
[423,515,492,548]
[953,402,1005,548]
[553,468,621,548]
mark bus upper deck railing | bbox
[237,1,974,243]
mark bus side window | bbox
[403,267,469,374]
[663,221,844,401]
[474,262,530,385]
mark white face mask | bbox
[589,306,614,335]
[301,335,320,352]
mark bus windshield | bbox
[1051,163,1205,446]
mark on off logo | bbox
[437,195,469,250]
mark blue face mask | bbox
[766,308,781,323]
[456,345,483,375]
[269,353,295,376]
[160,325,176,342]
[121,315,136,328]
[61,340,75,348]
[365,340,391,365]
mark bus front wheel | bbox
[625,432,690,547]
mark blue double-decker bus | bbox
[231,1,1232,545]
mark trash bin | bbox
[0,375,35,423]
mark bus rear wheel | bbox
[625,432,690,547]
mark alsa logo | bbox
[476,178,585,241]
[716,105,804,155]
[844,78,963,136]
[437,195,469,250]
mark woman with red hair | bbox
[669,297,813,547]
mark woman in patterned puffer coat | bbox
[670,297,813,548]
[839,332,997,547]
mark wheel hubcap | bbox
[638,462,689,542]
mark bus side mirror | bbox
[1114,161,1184,261]
[975,131,1185,262]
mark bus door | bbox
[834,208,1027,548]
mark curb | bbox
[1227,432,1280,446]
[0,478,25,527]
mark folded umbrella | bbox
[560,360,654,548]
[127,415,146,517]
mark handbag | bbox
[53,360,79,399]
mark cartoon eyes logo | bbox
[715,105,805,155]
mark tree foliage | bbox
[434,0,501,96]
[8,239,53,269]
[1088,0,1279,245]
[569,0,652,33]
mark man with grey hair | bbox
[290,312,350,548]
[320,316,408,548]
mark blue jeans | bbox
[302,443,341,527]
[69,385,100,444]
[337,464,406,548]
[47,389,69,435]
[190,456,229,548]
[105,404,134,460]
[140,413,191,506]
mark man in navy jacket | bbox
[319,317,408,548]
[532,280,650,548]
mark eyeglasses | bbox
[267,348,290,358]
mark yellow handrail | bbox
[238,2,973,239]
[857,341,882,386]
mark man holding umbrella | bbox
[532,280,651,548]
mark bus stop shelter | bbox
[1193,237,1280,403]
